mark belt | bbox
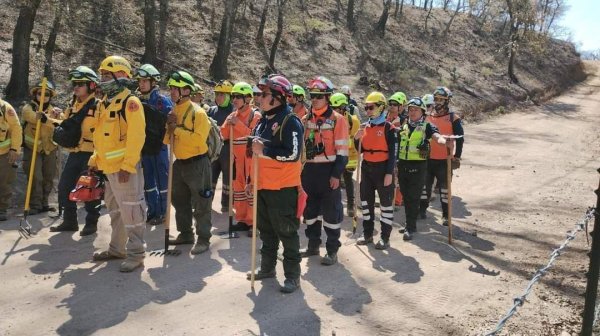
[177,153,206,165]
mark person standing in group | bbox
[88,56,147,272]
[299,77,349,266]
[165,71,214,255]
[0,98,22,221]
[191,83,211,111]
[21,80,61,214]
[221,82,261,235]
[134,64,173,225]
[50,66,101,235]
[387,91,408,209]
[288,85,308,119]
[397,97,448,241]
[208,80,234,213]
[353,92,397,249]
[246,74,304,293]
[419,87,463,225]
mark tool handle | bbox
[164,132,175,250]
[24,77,48,213]
[250,153,259,289]
[446,146,453,244]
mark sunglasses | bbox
[309,94,326,100]
[231,94,245,100]
[389,102,401,107]
[169,71,194,86]
[260,91,272,98]
[72,82,88,88]
[365,105,378,111]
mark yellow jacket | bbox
[163,100,209,160]
[89,89,145,174]
[60,95,98,153]
[345,111,360,169]
[0,99,22,155]
[22,101,58,154]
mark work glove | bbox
[451,157,461,170]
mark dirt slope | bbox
[0,62,598,335]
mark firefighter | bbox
[422,93,435,115]
[388,91,408,209]
[330,93,359,217]
[165,71,214,255]
[299,77,349,265]
[89,55,147,272]
[419,87,464,225]
[397,97,448,241]
[252,85,263,109]
[191,83,211,111]
[353,92,397,249]
[21,80,61,214]
[221,82,261,234]
[50,66,101,235]
[0,99,22,221]
[134,64,173,225]
[208,80,234,213]
[246,74,304,293]
[287,85,308,119]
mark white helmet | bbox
[422,94,434,106]
[340,85,352,96]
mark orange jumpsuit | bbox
[221,105,261,225]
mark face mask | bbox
[408,116,425,127]
[99,79,121,98]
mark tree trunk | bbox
[142,0,158,64]
[394,0,399,18]
[334,0,342,23]
[268,0,285,72]
[424,1,433,31]
[209,0,238,80]
[374,0,392,38]
[158,0,169,61]
[400,0,404,16]
[443,0,450,11]
[443,0,461,36]
[347,0,356,32]
[423,0,428,10]
[5,0,42,103]
[256,0,271,45]
[43,1,62,82]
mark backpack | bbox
[52,99,96,148]
[180,104,223,162]
[119,95,167,156]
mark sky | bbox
[559,0,600,51]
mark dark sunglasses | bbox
[72,82,88,88]
[169,71,194,86]
[365,105,378,111]
[231,94,245,100]
[389,102,400,107]
[260,91,272,98]
[309,94,326,100]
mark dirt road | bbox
[1,63,599,336]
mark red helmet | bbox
[265,74,292,97]
[69,171,105,202]
[307,76,335,94]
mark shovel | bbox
[345,134,363,245]
[150,133,181,256]
[20,77,48,238]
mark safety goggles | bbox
[134,68,151,78]
[231,94,246,100]
[68,70,90,81]
[309,94,327,100]
[169,71,194,86]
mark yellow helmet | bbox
[365,91,386,106]
[98,56,132,78]
[213,80,233,93]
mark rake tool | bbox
[150,133,181,256]
[220,123,239,239]
[345,132,363,245]
[249,152,259,289]
[20,77,48,238]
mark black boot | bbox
[80,221,98,236]
[50,211,78,232]
[300,239,320,258]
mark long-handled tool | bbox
[249,153,259,289]
[221,123,239,239]
[20,77,48,238]
[150,133,181,256]
[446,146,453,245]
[345,135,362,245]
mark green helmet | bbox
[167,71,195,89]
[389,91,407,105]
[330,92,348,108]
[231,81,254,97]
[68,66,99,83]
[292,85,306,97]
[135,64,161,81]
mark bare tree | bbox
[443,0,462,36]
[347,0,356,31]
[443,0,451,11]
[142,0,158,64]
[268,0,286,72]
[334,0,342,23]
[5,0,43,103]
[505,0,533,83]
[209,0,239,80]
[158,0,168,61]
[43,0,63,82]
[256,0,271,45]
[374,0,393,38]
[424,0,434,31]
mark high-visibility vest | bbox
[398,122,428,161]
